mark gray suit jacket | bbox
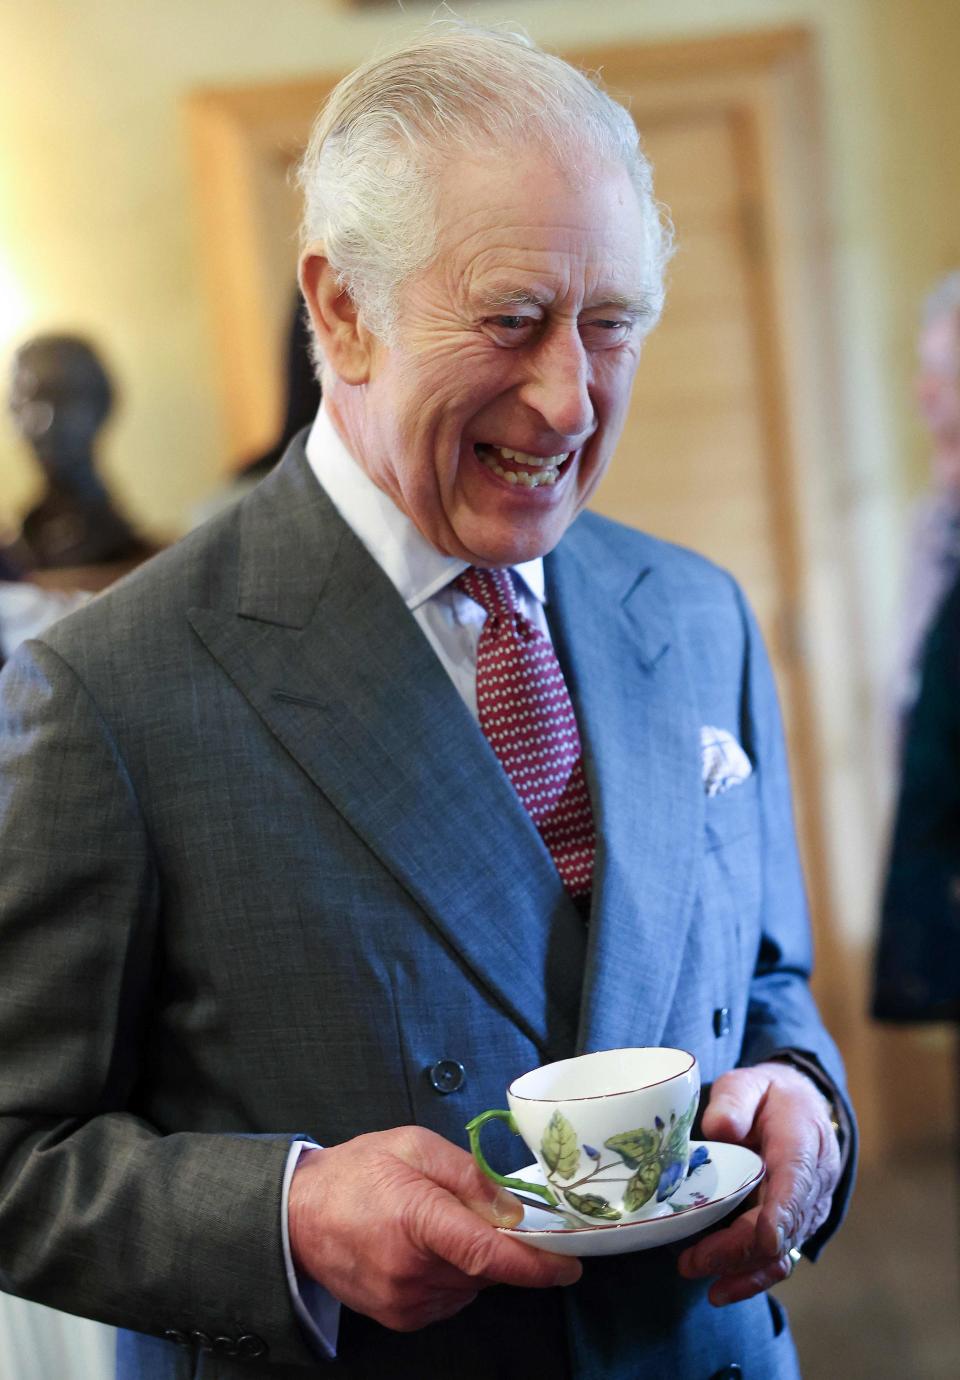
[0,439,853,1378]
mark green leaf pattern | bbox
[623,1161,660,1211]
[563,1190,622,1221]
[541,1110,580,1180]
[603,1126,660,1170]
[665,1092,698,1163]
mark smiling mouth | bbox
[474,443,572,488]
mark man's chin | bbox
[458,528,566,568]
[443,499,580,568]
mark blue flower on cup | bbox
[656,1159,685,1201]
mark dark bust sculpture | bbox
[3,333,155,575]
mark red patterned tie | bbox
[455,566,595,901]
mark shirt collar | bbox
[304,402,545,610]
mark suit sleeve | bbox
[0,640,318,1368]
[732,583,858,1258]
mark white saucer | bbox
[498,1141,763,1257]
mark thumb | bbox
[700,1067,769,1143]
[394,1128,525,1227]
[464,1184,525,1229]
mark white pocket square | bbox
[700,726,752,797]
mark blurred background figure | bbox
[189,291,321,527]
[239,292,321,483]
[890,272,960,745]
[1,334,157,584]
[874,564,960,1024]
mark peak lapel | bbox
[187,445,584,1057]
[545,521,704,1054]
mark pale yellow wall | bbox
[0,0,958,543]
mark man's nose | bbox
[520,328,595,442]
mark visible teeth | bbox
[477,445,566,488]
[498,447,567,468]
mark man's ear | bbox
[299,251,374,385]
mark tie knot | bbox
[454,566,518,623]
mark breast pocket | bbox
[702,775,763,962]
[704,774,759,853]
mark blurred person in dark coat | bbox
[875,569,960,1021]
[189,294,322,528]
[891,272,960,743]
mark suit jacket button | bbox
[713,1006,732,1037]
[190,1331,214,1352]
[237,1334,268,1359]
[428,1059,466,1094]
[162,1330,190,1348]
[709,1366,743,1379]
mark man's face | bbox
[345,150,650,565]
[916,311,960,484]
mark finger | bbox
[707,1253,794,1307]
[675,1198,799,1284]
[677,1204,765,1279]
[699,1067,769,1143]
[756,1165,835,1258]
[756,1167,805,1258]
[391,1130,526,1228]
[753,1115,834,1253]
[465,1186,525,1228]
[410,1184,583,1289]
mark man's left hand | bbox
[677,1061,841,1305]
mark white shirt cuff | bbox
[281,1139,341,1359]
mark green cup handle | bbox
[465,1109,559,1205]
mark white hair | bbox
[297,19,674,347]
[922,270,960,327]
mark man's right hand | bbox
[288,1126,582,1331]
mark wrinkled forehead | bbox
[428,150,648,307]
[433,141,638,224]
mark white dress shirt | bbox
[280,402,552,1357]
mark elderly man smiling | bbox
[0,22,853,1380]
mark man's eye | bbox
[580,319,634,348]
[492,315,535,331]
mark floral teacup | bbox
[466,1047,699,1224]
